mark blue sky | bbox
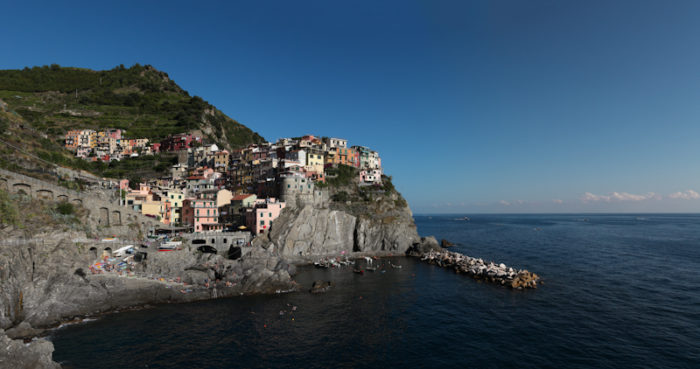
[2,0,700,213]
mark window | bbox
[260,220,265,225]
[269,212,272,217]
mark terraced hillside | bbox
[0,64,264,180]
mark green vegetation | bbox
[331,190,349,202]
[0,189,19,226]
[0,189,84,229]
[325,165,357,187]
[0,64,265,179]
[55,202,75,215]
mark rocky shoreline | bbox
[0,181,542,368]
[407,238,540,289]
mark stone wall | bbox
[181,231,251,254]
[0,168,157,236]
[279,176,328,208]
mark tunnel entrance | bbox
[197,245,217,254]
[228,246,242,260]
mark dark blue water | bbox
[51,214,700,368]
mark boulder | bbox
[0,329,61,369]
[5,322,44,340]
[309,280,332,293]
[441,239,456,247]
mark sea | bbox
[50,214,700,369]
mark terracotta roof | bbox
[232,194,254,201]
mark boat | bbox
[158,241,181,252]
[353,269,364,274]
[113,245,134,257]
[365,266,377,272]
[390,263,402,269]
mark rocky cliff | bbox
[267,178,420,261]
[0,173,421,368]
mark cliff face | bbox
[268,180,420,260]
[0,229,296,332]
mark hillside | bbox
[0,64,264,180]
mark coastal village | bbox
[63,129,384,235]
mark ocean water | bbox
[51,214,700,369]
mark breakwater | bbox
[419,249,540,289]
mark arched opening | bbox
[36,189,53,200]
[102,247,112,258]
[192,239,206,245]
[99,207,110,226]
[13,183,31,197]
[111,210,122,225]
[197,245,217,254]
[228,246,242,260]
[89,247,97,259]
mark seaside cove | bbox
[47,214,700,369]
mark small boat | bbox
[390,263,402,269]
[158,241,180,252]
[353,269,364,274]
[365,266,377,272]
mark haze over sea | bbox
[51,214,700,368]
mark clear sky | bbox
[2,0,700,213]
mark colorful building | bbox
[214,150,230,171]
[166,190,184,225]
[359,169,383,184]
[305,149,325,179]
[182,199,221,232]
[245,198,286,234]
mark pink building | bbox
[107,129,122,140]
[245,198,286,234]
[360,169,383,184]
[182,199,222,232]
[119,179,130,190]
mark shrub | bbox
[56,202,75,215]
[0,189,18,225]
[331,191,349,202]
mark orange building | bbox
[65,130,82,151]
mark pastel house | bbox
[245,198,286,234]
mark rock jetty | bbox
[417,249,540,289]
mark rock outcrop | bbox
[0,229,296,335]
[266,194,420,261]
[0,329,60,369]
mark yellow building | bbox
[306,149,325,176]
[141,199,162,219]
[215,150,230,171]
[167,190,184,224]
